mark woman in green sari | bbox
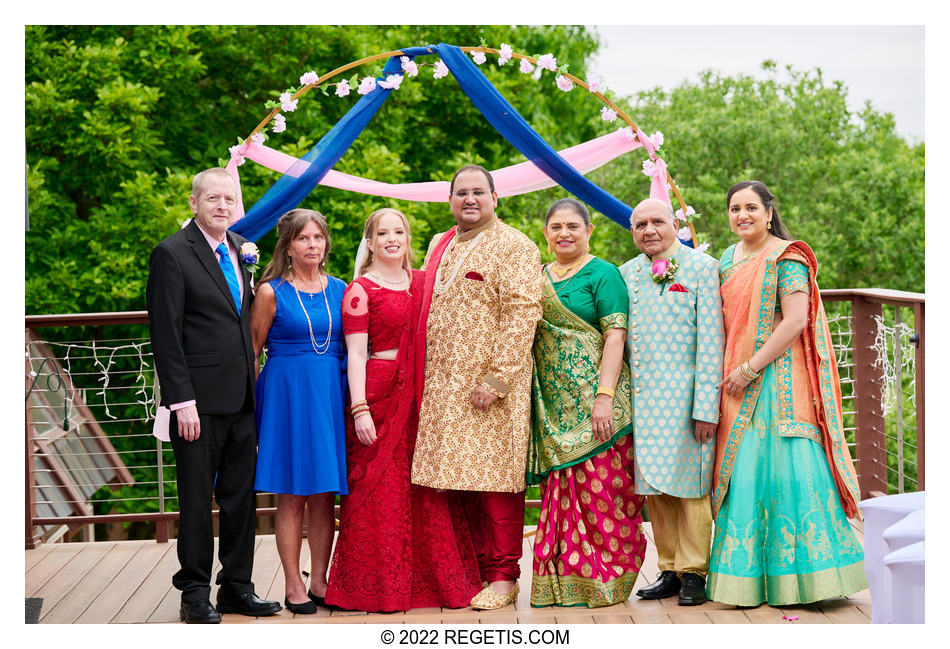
[528,198,646,608]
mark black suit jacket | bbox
[146,220,256,415]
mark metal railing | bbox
[25,288,924,547]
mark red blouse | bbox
[342,270,422,352]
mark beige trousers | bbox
[647,493,713,577]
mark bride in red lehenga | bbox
[324,208,482,612]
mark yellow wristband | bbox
[596,386,615,398]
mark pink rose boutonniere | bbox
[651,257,680,293]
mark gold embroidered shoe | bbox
[470,583,519,610]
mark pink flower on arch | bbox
[498,43,513,65]
[471,51,487,65]
[587,76,606,94]
[650,131,665,148]
[675,205,696,222]
[555,75,574,92]
[335,80,351,97]
[357,77,377,95]
[677,226,691,240]
[537,53,557,72]
[378,74,403,90]
[250,132,265,146]
[272,113,286,133]
[617,126,635,140]
[519,58,535,74]
[299,70,319,86]
[279,92,298,112]
[228,144,245,166]
[433,60,449,79]
[400,56,419,77]
[696,242,711,254]
[642,159,656,177]
[600,106,618,122]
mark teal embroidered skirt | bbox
[706,363,867,606]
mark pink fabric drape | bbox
[224,130,644,221]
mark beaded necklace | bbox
[433,230,488,296]
[290,276,332,355]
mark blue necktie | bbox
[216,243,242,314]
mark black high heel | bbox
[307,590,341,611]
[284,596,317,615]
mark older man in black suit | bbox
[147,168,281,623]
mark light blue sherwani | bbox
[619,240,724,498]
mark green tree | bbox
[579,62,924,293]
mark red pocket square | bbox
[668,283,688,292]
[465,271,484,281]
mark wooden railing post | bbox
[913,301,925,490]
[851,296,888,498]
[25,330,41,549]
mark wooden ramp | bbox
[25,522,871,624]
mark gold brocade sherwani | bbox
[412,217,542,492]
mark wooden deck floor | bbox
[25,522,871,624]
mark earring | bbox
[585,243,591,254]
[767,221,772,230]
[546,242,553,254]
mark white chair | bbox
[884,541,925,624]
[857,491,925,623]
[883,508,924,554]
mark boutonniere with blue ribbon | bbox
[240,242,260,274]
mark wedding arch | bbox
[223,43,702,247]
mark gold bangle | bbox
[596,386,615,398]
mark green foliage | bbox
[583,63,924,292]
[26,25,602,314]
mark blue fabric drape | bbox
[231,53,421,241]
[231,43,638,240]
[436,44,634,228]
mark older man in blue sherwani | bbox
[619,198,724,606]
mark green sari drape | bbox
[526,262,633,484]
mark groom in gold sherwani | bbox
[411,164,542,610]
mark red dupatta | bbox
[413,226,457,405]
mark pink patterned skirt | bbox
[530,434,646,607]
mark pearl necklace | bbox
[290,276,332,355]
[433,230,488,296]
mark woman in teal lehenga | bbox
[708,181,866,606]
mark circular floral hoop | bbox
[240,45,700,246]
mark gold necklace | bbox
[551,253,587,279]
[290,276,332,355]
[433,230,488,295]
[739,236,771,259]
[547,266,578,296]
[366,269,410,288]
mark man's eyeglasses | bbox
[452,190,489,199]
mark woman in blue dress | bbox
[250,208,347,615]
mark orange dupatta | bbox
[711,239,861,519]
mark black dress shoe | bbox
[284,596,318,615]
[678,572,708,606]
[180,599,221,624]
[636,570,681,599]
[216,590,282,616]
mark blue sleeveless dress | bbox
[254,276,348,496]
